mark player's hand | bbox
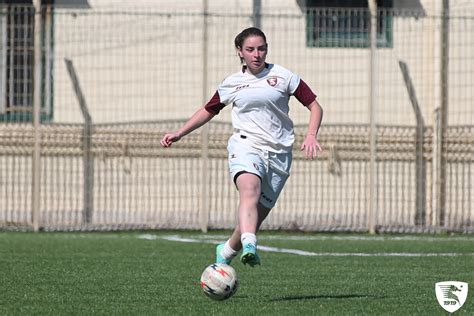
[160,132,182,147]
[300,135,322,160]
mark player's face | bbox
[239,35,268,75]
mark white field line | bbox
[180,234,474,242]
[138,234,474,257]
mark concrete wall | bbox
[50,0,472,126]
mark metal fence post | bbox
[432,108,442,227]
[200,0,210,233]
[368,0,377,234]
[398,61,426,225]
[65,59,94,224]
[31,0,42,232]
[253,0,262,28]
[435,0,450,227]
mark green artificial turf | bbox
[1,231,473,315]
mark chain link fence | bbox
[0,2,472,232]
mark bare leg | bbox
[228,201,272,251]
[235,173,261,233]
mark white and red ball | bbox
[200,263,238,300]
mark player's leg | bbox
[216,172,261,265]
[217,202,271,264]
[217,136,267,265]
[239,206,273,267]
[239,152,291,266]
[224,201,271,250]
[239,202,271,265]
[234,172,261,266]
[235,172,261,233]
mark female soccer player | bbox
[160,27,323,267]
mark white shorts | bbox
[227,134,292,209]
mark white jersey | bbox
[217,64,301,153]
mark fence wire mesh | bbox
[0,2,473,233]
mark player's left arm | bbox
[292,78,323,159]
[301,99,323,160]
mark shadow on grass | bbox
[269,294,386,302]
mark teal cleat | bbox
[215,243,232,265]
[240,244,261,267]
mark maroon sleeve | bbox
[293,79,317,107]
[204,91,226,115]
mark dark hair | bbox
[234,27,267,50]
[234,27,267,64]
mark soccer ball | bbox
[200,263,238,301]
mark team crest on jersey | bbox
[267,77,278,87]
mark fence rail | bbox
[1,121,472,232]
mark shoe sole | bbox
[240,252,260,267]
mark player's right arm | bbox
[160,107,215,147]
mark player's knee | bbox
[239,187,260,203]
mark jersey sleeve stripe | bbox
[204,91,226,115]
[293,79,317,107]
